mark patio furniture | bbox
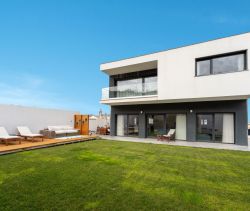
[17,126,44,142]
[41,126,80,139]
[0,127,21,145]
[157,129,176,141]
[97,126,110,135]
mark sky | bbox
[0,0,250,117]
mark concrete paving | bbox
[100,135,250,152]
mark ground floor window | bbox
[147,114,165,136]
[147,114,186,140]
[196,113,234,143]
[116,114,139,136]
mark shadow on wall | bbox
[0,104,79,134]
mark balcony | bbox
[101,81,157,100]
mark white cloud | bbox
[0,73,99,113]
[0,73,61,108]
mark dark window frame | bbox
[195,50,248,76]
[115,114,139,137]
[113,69,157,84]
[145,113,187,138]
[195,112,235,144]
[114,71,158,97]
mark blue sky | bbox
[0,0,250,117]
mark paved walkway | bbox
[100,135,250,152]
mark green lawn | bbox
[0,140,250,211]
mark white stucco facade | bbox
[100,32,250,105]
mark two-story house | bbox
[100,32,250,146]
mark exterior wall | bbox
[89,118,110,132]
[157,35,250,101]
[0,104,79,134]
[102,32,250,105]
[110,100,248,146]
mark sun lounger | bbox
[17,126,43,142]
[157,129,176,141]
[0,127,21,145]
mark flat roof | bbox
[101,31,250,65]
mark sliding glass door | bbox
[128,115,139,136]
[146,114,186,140]
[176,114,187,140]
[196,114,213,141]
[222,114,234,143]
[116,115,127,136]
[196,113,234,143]
[147,114,165,137]
[116,114,139,136]
[214,114,223,142]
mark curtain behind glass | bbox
[222,114,234,143]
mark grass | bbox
[0,139,250,211]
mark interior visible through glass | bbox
[196,113,234,143]
[147,114,165,137]
[127,115,139,136]
[116,114,139,136]
[196,114,213,141]
[147,114,177,137]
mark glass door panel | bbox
[214,114,223,142]
[147,114,165,137]
[196,114,213,141]
[116,115,127,136]
[127,115,139,136]
[222,114,234,143]
[117,79,143,97]
[176,114,186,140]
[166,114,176,134]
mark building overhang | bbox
[101,60,158,75]
[100,95,249,106]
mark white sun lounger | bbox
[17,126,43,142]
[0,127,21,145]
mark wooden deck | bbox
[0,135,97,155]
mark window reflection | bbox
[196,52,246,76]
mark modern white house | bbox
[100,32,250,146]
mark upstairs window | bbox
[196,51,247,76]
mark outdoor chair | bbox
[17,126,44,142]
[157,129,176,142]
[0,127,21,145]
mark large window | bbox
[117,79,143,97]
[196,51,247,76]
[146,114,186,140]
[147,114,165,137]
[196,113,234,143]
[116,114,139,136]
[111,69,157,98]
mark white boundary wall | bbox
[89,118,110,132]
[0,104,79,134]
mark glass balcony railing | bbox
[101,81,157,100]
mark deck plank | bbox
[0,136,97,154]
